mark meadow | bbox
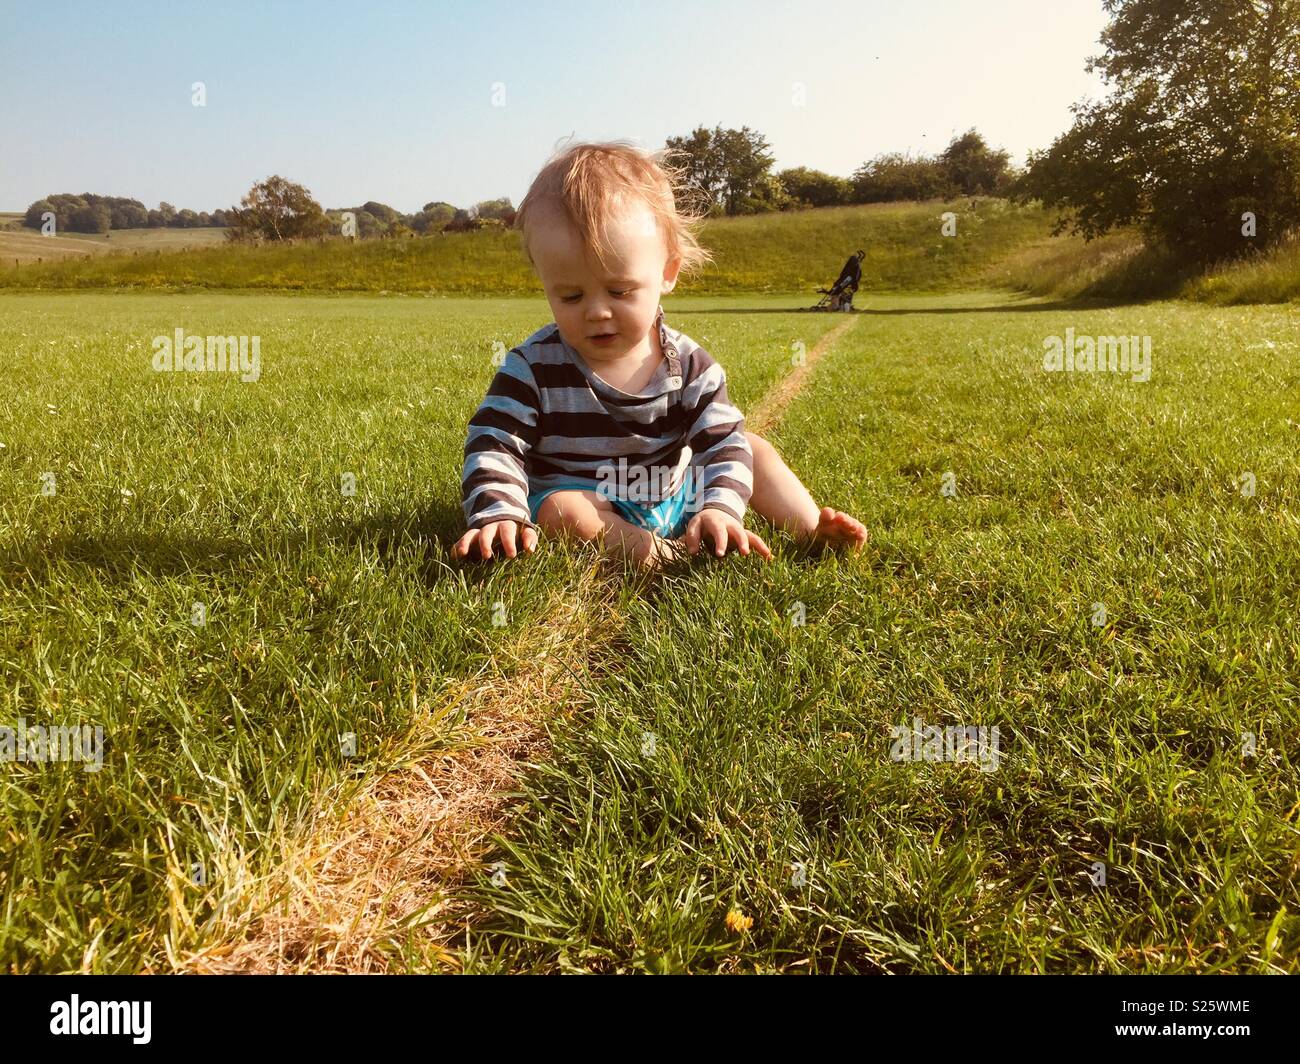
[0,224,230,269]
[1,285,1296,972]
[0,200,1051,293]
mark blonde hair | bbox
[515,139,714,278]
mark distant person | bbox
[836,249,864,292]
[452,141,868,566]
[830,249,864,310]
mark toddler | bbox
[452,141,866,566]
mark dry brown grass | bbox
[179,563,617,974]
[175,317,856,974]
[0,228,104,267]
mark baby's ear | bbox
[661,254,682,293]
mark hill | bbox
[0,199,1054,294]
[2,200,1295,303]
[984,229,1300,304]
[0,225,230,268]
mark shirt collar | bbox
[655,304,683,386]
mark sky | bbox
[0,0,1112,215]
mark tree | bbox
[473,197,516,225]
[939,130,1012,195]
[361,200,400,225]
[852,152,955,202]
[410,201,457,233]
[443,208,482,233]
[778,167,852,207]
[1016,0,1300,261]
[226,176,330,242]
[69,203,111,233]
[665,125,775,215]
[23,199,55,229]
[116,203,149,228]
[740,172,797,212]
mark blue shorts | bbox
[528,481,695,540]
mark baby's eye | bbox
[610,289,634,298]
[559,294,582,304]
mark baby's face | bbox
[529,198,681,366]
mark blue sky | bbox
[1,0,1111,214]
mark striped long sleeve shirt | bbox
[461,304,752,531]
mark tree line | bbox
[19,186,514,240]
[668,126,1013,213]
[21,194,233,233]
[19,127,1008,242]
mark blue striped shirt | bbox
[462,304,752,530]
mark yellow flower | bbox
[725,909,753,935]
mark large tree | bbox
[778,167,852,207]
[940,130,1012,196]
[1017,0,1300,261]
[227,176,330,242]
[852,152,954,203]
[665,125,775,215]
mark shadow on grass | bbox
[0,496,524,591]
[669,296,1138,316]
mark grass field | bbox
[985,228,1300,305]
[0,200,1053,293]
[0,226,229,269]
[1,288,1297,973]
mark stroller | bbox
[809,249,865,312]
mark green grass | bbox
[0,291,838,971]
[451,293,1300,973]
[987,228,1300,305]
[0,200,1055,295]
[6,200,1296,306]
[1184,236,1300,305]
[2,289,1296,973]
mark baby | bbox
[452,141,866,566]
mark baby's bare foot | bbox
[630,532,682,569]
[809,507,868,551]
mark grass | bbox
[0,226,229,269]
[5,200,1296,306]
[987,228,1300,305]
[455,293,1300,973]
[1,289,1297,973]
[1184,235,1300,305]
[0,291,839,971]
[0,200,1056,294]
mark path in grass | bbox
[450,292,1299,973]
[0,291,850,971]
[186,308,861,971]
[4,290,1295,972]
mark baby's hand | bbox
[683,509,772,560]
[451,521,538,562]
